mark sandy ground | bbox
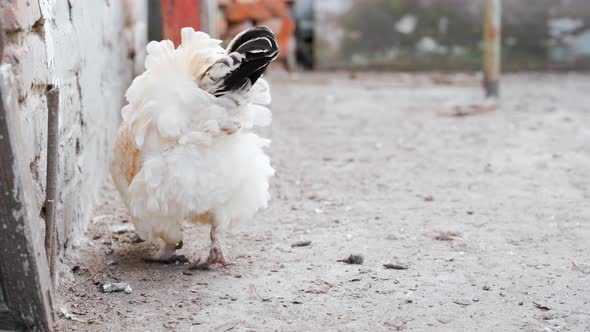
[57,72,590,331]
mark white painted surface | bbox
[2,0,147,257]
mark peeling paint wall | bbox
[1,1,146,258]
[315,0,590,70]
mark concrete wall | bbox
[1,1,146,259]
[315,0,590,70]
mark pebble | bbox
[100,282,132,294]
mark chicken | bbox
[111,27,278,268]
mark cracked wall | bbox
[1,0,147,262]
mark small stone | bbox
[291,240,311,248]
[453,299,472,307]
[100,282,132,294]
[482,285,491,291]
[111,224,134,234]
[339,254,364,265]
[534,302,551,311]
[383,263,408,270]
[433,231,460,241]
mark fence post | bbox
[483,0,501,97]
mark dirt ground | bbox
[57,72,590,331]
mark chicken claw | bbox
[189,247,233,270]
[143,242,189,264]
[189,222,233,270]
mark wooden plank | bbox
[161,0,201,46]
[0,24,54,331]
[0,304,17,331]
[44,86,59,288]
[0,297,17,331]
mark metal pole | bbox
[483,0,501,98]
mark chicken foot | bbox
[190,223,233,270]
[144,241,188,264]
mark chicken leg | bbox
[191,222,233,270]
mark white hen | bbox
[111,27,278,267]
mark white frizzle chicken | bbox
[111,27,278,268]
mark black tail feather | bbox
[203,26,279,96]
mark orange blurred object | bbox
[220,0,295,60]
[159,0,294,62]
[276,17,295,58]
[161,0,201,46]
[225,1,289,23]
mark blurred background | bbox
[312,0,590,71]
[146,0,590,71]
[2,1,590,331]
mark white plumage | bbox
[111,27,277,266]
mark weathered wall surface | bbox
[1,0,146,261]
[315,0,590,70]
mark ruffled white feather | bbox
[111,28,275,244]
